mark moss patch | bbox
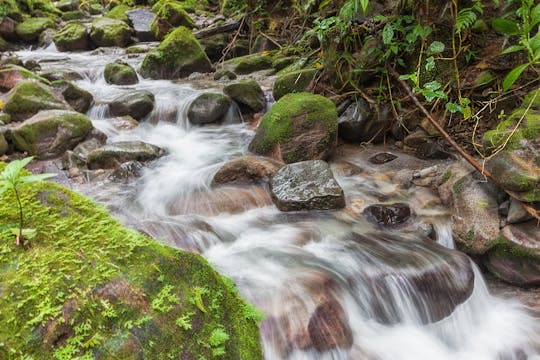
[15,17,55,42]
[53,22,89,52]
[107,4,132,22]
[0,169,263,359]
[222,52,275,75]
[273,68,317,100]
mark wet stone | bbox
[369,152,398,164]
[363,203,411,227]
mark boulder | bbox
[0,16,18,41]
[223,79,265,113]
[200,33,229,62]
[11,110,93,159]
[125,8,156,41]
[104,61,138,85]
[363,203,411,227]
[106,5,131,23]
[51,80,93,113]
[506,199,532,224]
[53,22,90,52]
[2,80,68,122]
[369,152,397,164]
[307,299,353,352]
[338,99,390,143]
[90,17,131,48]
[150,1,194,40]
[270,160,345,211]
[272,69,317,100]
[0,65,50,92]
[222,53,274,75]
[87,141,164,169]
[0,132,7,155]
[249,93,338,163]
[212,156,282,185]
[140,26,212,79]
[73,138,104,162]
[109,90,154,120]
[187,92,230,125]
[484,221,540,287]
[15,17,55,42]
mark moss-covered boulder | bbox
[151,1,194,40]
[10,110,93,158]
[109,90,155,120]
[107,4,131,22]
[15,17,55,42]
[273,68,317,100]
[222,53,274,75]
[0,64,50,92]
[53,22,90,52]
[187,92,231,125]
[51,80,94,113]
[0,172,262,359]
[249,93,338,163]
[223,79,265,114]
[140,26,212,79]
[87,141,165,169]
[3,80,69,122]
[90,17,131,48]
[200,33,229,62]
[104,61,139,85]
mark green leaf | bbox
[491,18,520,35]
[428,41,445,55]
[9,228,37,239]
[19,173,56,184]
[502,63,530,91]
[531,3,540,28]
[446,102,463,113]
[501,45,526,55]
[382,23,394,45]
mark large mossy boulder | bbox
[222,53,274,75]
[104,61,139,85]
[90,17,131,48]
[0,65,50,92]
[87,141,164,169]
[0,175,263,359]
[106,4,131,23]
[10,110,93,159]
[51,80,94,113]
[53,22,90,52]
[3,80,69,122]
[109,90,154,120]
[249,93,338,163]
[150,1,194,40]
[187,92,231,125]
[15,17,55,42]
[140,26,212,79]
[273,68,317,100]
[223,79,265,113]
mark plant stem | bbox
[13,186,24,244]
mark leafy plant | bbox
[151,284,180,313]
[208,327,230,357]
[0,157,55,246]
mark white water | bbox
[14,46,540,360]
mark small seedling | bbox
[0,157,55,247]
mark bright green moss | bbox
[52,22,89,51]
[3,81,66,122]
[15,17,55,42]
[90,17,132,47]
[107,4,132,22]
[273,68,317,100]
[0,173,262,359]
[222,52,275,75]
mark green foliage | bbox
[175,311,195,330]
[208,327,230,357]
[455,0,484,34]
[151,284,180,313]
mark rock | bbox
[125,8,156,41]
[187,92,230,125]
[51,80,94,113]
[61,10,85,21]
[104,61,138,85]
[0,65,50,92]
[507,199,533,224]
[369,152,397,164]
[56,0,78,11]
[140,26,212,79]
[272,69,317,100]
[11,110,93,159]
[106,4,131,23]
[212,156,282,185]
[222,53,274,75]
[213,69,236,81]
[272,56,299,72]
[73,138,104,162]
[270,160,345,211]
[109,90,154,120]
[109,160,144,181]
[200,33,229,62]
[415,141,451,160]
[87,141,164,169]
[151,1,194,40]
[338,99,390,143]
[307,299,353,352]
[223,79,265,113]
[53,22,90,52]
[363,203,411,227]
[485,221,540,287]
[15,17,55,42]
[90,17,131,48]
[3,80,68,122]
[108,116,139,131]
[404,129,430,148]
[0,17,18,41]
[39,69,83,82]
[249,93,338,163]
[0,132,7,155]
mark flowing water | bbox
[13,45,540,360]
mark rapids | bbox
[13,44,540,360]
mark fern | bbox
[455,0,484,33]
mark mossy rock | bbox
[61,10,85,21]
[87,141,164,169]
[90,17,132,48]
[140,26,212,79]
[15,17,55,42]
[107,4,132,22]
[0,35,12,52]
[150,1,194,40]
[3,80,68,122]
[0,171,263,359]
[223,79,265,113]
[104,61,139,85]
[187,92,231,125]
[222,52,274,75]
[273,68,317,100]
[11,109,93,158]
[0,64,51,92]
[0,132,7,155]
[483,108,540,151]
[53,22,90,52]
[248,92,338,163]
[151,0,208,14]
[51,80,94,113]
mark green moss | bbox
[125,45,148,53]
[90,17,132,47]
[0,170,262,359]
[52,22,89,51]
[107,4,132,22]
[0,65,51,86]
[453,177,465,194]
[222,52,275,75]
[3,81,66,122]
[104,62,138,85]
[61,10,85,20]
[15,17,55,42]
[441,168,452,184]
[273,68,317,100]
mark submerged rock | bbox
[223,79,265,114]
[87,141,165,169]
[307,298,353,352]
[109,90,154,120]
[270,160,345,211]
[363,203,411,227]
[90,17,131,48]
[53,22,90,52]
[104,61,138,85]
[10,110,93,159]
[212,156,282,185]
[187,92,230,125]
[249,93,338,163]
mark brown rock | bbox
[211,156,283,186]
[307,298,353,352]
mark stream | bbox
[14,44,540,360]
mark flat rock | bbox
[87,141,164,169]
[212,156,282,185]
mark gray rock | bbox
[126,8,156,42]
[51,80,94,113]
[223,80,265,113]
[187,92,231,125]
[270,160,345,211]
[507,199,533,224]
[87,141,164,169]
[109,90,154,120]
[73,138,104,162]
[104,61,138,85]
[338,99,390,143]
